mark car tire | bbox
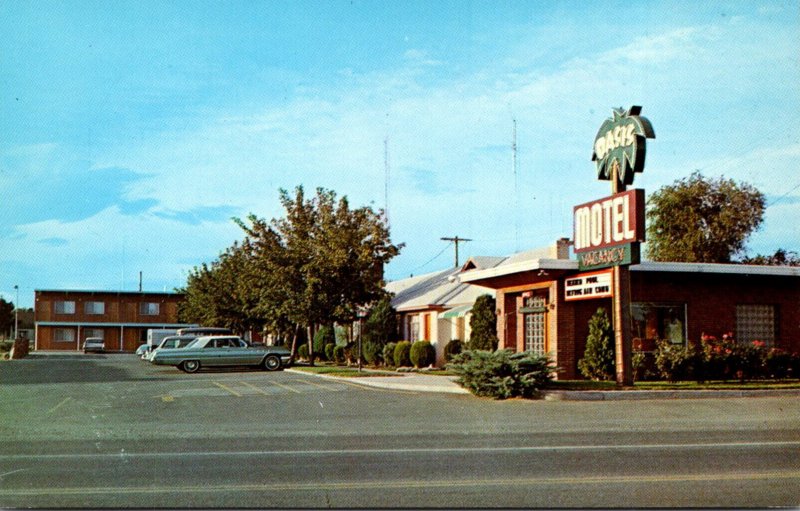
[263,355,281,371]
[181,360,201,373]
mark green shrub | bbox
[655,339,701,382]
[468,295,499,351]
[393,341,412,368]
[297,344,309,361]
[447,349,554,399]
[332,345,346,364]
[314,326,336,361]
[363,340,383,366]
[383,342,397,367]
[324,343,336,362]
[578,308,615,381]
[410,340,436,368]
[444,339,464,363]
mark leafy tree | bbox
[740,249,800,267]
[362,296,398,346]
[468,294,499,351]
[578,308,615,381]
[182,186,402,364]
[646,172,765,263]
[0,298,14,338]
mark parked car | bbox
[145,335,197,361]
[150,335,291,373]
[135,344,149,356]
[82,337,105,353]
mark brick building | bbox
[459,258,800,379]
[34,290,193,352]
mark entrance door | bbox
[523,295,547,355]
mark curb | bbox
[543,389,800,401]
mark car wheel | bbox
[263,355,281,371]
[181,360,201,373]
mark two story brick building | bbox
[34,290,193,352]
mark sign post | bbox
[577,106,654,386]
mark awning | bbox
[440,304,473,319]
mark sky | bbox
[1,0,799,308]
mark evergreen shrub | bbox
[363,341,383,366]
[297,344,309,361]
[578,308,615,381]
[393,341,412,368]
[314,326,335,361]
[447,349,554,399]
[410,340,435,368]
[383,342,397,367]
[324,343,336,362]
[333,345,346,364]
[444,339,464,363]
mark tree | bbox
[578,308,615,381]
[0,298,14,338]
[740,249,800,267]
[468,294,499,351]
[645,172,765,263]
[362,296,398,346]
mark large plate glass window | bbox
[631,302,686,351]
[54,328,76,343]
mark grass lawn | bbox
[548,379,800,391]
[290,365,401,377]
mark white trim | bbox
[459,259,578,283]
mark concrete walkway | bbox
[286,368,470,394]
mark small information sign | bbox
[564,270,613,301]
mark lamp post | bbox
[13,285,19,340]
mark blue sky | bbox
[1,0,799,308]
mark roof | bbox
[35,289,183,296]
[459,256,800,284]
[387,259,504,312]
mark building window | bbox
[55,301,76,314]
[409,315,420,341]
[522,295,547,355]
[631,302,686,350]
[84,329,104,340]
[84,301,105,315]
[54,328,76,343]
[736,304,776,346]
[139,302,160,316]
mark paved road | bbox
[0,354,798,508]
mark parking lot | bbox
[1,353,799,508]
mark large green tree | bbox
[645,172,765,263]
[189,186,401,362]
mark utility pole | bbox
[440,236,472,268]
[13,285,19,340]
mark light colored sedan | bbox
[82,337,105,353]
[150,335,291,373]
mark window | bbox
[409,316,420,341]
[522,295,547,355]
[631,303,686,350]
[84,329,104,340]
[736,304,776,346]
[84,301,105,315]
[55,301,76,314]
[139,302,160,316]
[54,328,76,343]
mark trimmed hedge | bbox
[383,342,397,367]
[444,339,464,363]
[332,345,346,364]
[393,341,412,368]
[410,340,435,368]
[447,349,555,399]
[363,340,383,366]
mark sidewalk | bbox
[286,368,470,394]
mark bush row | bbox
[295,339,439,369]
[654,335,800,382]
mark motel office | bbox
[459,259,800,380]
